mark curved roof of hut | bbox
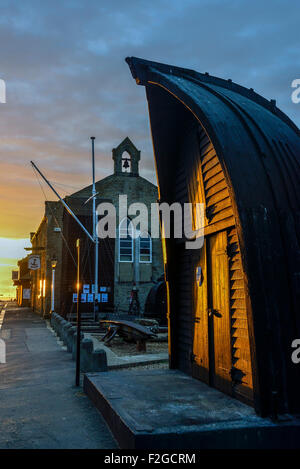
[126,57,300,415]
[126,57,300,213]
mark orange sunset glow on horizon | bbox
[0,0,298,301]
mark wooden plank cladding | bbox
[228,227,254,403]
[179,121,254,404]
[195,127,254,402]
[173,158,194,374]
[185,126,236,236]
[199,129,235,229]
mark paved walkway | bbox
[0,304,117,449]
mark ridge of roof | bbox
[126,56,299,134]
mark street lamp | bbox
[50,257,57,315]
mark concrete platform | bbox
[85,332,168,369]
[84,369,300,449]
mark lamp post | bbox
[75,239,81,387]
[50,258,57,314]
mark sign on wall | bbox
[11,270,19,281]
[28,255,40,270]
[101,293,108,303]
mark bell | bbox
[122,158,130,169]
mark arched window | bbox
[139,232,152,263]
[119,217,133,262]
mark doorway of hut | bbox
[172,228,254,407]
[169,120,254,408]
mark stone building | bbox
[30,204,64,316]
[30,137,163,317]
[13,256,31,307]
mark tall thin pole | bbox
[31,161,94,243]
[51,267,55,312]
[91,137,99,320]
[75,238,81,387]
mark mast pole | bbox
[91,137,99,321]
[30,161,94,243]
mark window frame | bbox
[118,217,134,263]
[138,231,152,264]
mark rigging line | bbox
[32,165,77,268]
[35,173,77,268]
[48,180,83,190]
[48,182,76,197]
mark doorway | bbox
[192,229,232,396]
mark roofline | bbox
[30,215,47,243]
[112,136,140,154]
[126,56,299,134]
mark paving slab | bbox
[0,305,117,449]
[84,368,300,449]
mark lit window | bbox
[38,279,42,299]
[139,232,152,263]
[119,218,133,262]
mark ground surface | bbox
[0,304,117,449]
[93,334,168,356]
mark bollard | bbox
[66,326,77,352]
[80,338,94,372]
[61,323,73,345]
[72,331,84,361]
[92,349,108,372]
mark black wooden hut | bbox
[126,57,300,417]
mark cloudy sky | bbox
[0,0,299,295]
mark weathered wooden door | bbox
[192,238,209,384]
[192,230,232,395]
[208,230,232,395]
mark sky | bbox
[0,0,299,296]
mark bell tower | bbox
[112,137,140,176]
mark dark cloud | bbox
[0,0,299,238]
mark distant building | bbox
[30,137,163,317]
[13,256,31,306]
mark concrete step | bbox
[84,369,300,449]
